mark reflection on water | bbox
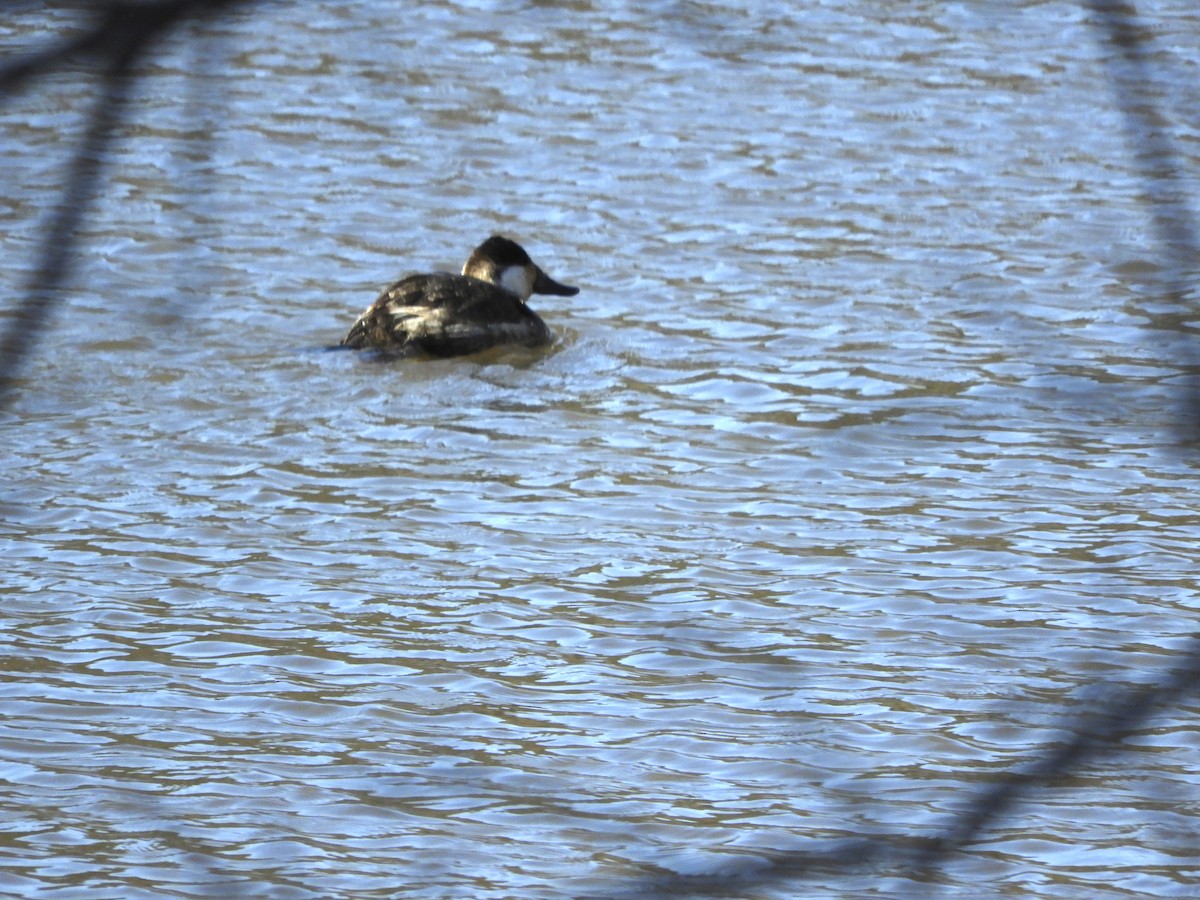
[3,1,1200,897]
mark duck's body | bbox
[340,236,578,357]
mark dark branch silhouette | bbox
[1087,0,1200,445]
[606,637,1200,899]
[0,0,250,404]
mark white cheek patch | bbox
[499,265,533,300]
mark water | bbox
[3,2,1200,897]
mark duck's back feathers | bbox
[340,273,551,357]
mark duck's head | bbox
[462,235,579,303]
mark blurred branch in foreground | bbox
[0,0,251,406]
[615,636,1200,899]
[1088,0,1200,446]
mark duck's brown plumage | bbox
[340,272,553,357]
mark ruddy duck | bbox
[339,235,579,357]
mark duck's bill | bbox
[533,268,580,296]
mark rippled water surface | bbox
[3,2,1200,897]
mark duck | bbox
[339,235,579,357]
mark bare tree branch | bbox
[1087,0,1200,445]
[0,0,254,405]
